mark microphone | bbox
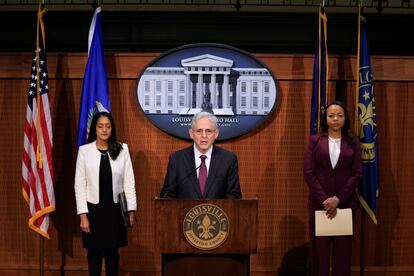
[178,163,202,184]
[161,164,202,198]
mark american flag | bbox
[22,4,55,239]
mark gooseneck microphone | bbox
[161,164,202,198]
[178,163,202,184]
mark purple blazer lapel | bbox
[333,137,345,170]
[320,135,335,172]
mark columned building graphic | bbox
[137,54,276,116]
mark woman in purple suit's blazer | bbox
[304,102,362,276]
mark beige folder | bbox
[315,208,353,236]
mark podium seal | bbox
[183,203,229,250]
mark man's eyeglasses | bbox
[192,129,216,136]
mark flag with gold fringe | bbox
[310,6,329,135]
[22,4,55,239]
[355,5,379,224]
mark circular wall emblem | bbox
[136,43,278,141]
[183,203,229,250]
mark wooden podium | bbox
[155,198,257,276]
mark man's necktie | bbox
[199,155,207,197]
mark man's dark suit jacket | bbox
[160,145,242,199]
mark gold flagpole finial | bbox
[37,3,46,19]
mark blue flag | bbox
[310,7,328,135]
[355,6,379,224]
[77,6,110,147]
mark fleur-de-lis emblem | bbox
[358,99,376,139]
[197,215,215,239]
[183,203,229,250]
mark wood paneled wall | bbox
[0,53,413,275]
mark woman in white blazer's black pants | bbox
[75,112,137,276]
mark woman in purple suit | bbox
[304,101,362,276]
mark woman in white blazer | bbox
[74,112,136,276]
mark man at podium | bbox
[160,111,242,199]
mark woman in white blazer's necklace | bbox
[74,112,136,276]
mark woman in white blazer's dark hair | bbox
[74,111,136,276]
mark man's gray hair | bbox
[191,112,218,129]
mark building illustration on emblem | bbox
[137,54,276,116]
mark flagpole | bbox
[37,4,46,276]
[360,210,366,276]
[317,6,322,132]
[355,4,361,137]
[40,236,44,276]
[357,2,366,275]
